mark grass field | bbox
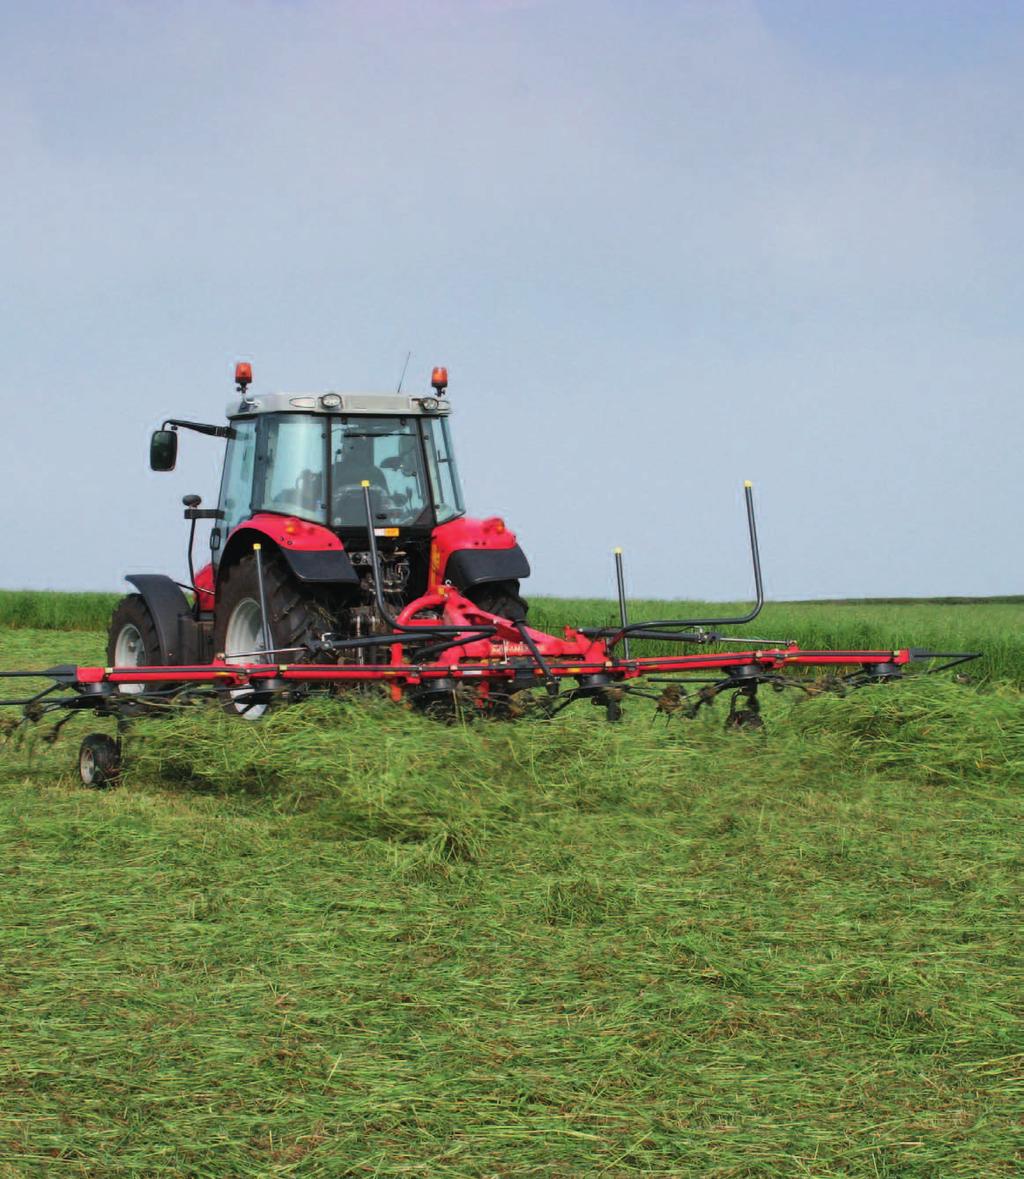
[0,597,1022,1176]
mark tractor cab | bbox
[215,397,465,548]
[132,364,530,677]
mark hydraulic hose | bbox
[359,482,498,644]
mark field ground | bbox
[0,599,1022,1176]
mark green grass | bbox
[0,589,121,632]
[0,615,1022,1176]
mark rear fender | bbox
[219,515,359,587]
[124,574,195,664]
[430,516,530,593]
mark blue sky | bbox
[1,1,1022,599]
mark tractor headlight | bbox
[320,393,342,410]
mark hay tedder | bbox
[1,364,977,785]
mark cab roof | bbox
[227,391,451,418]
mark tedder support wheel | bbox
[79,733,121,787]
[464,579,528,622]
[213,549,333,719]
[107,594,164,696]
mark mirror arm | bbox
[161,419,235,440]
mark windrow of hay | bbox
[122,676,1024,825]
[788,678,1024,785]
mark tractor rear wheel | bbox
[213,550,331,718]
[464,579,528,622]
[107,594,163,696]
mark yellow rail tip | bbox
[361,479,371,488]
[743,480,753,489]
[252,542,262,551]
[613,546,623,555]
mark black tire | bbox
[79,733,121,788]
[213,550,332,717]
[107,594,164,696]
[464,579,528,622]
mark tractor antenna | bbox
[395,350,412,395]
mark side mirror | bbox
[150,429,178,472]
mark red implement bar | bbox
[71,645,911,690]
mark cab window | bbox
[217,418,258,536]
[253,416,328,523]
[330,417,431,527]
[422,416,465,523]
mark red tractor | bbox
[108,364,530,708]
[0,360,979,782]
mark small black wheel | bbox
[724,710,765,731]
[464,579,528,622]
[79,733,121,788]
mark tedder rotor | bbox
[0,364,979,784]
